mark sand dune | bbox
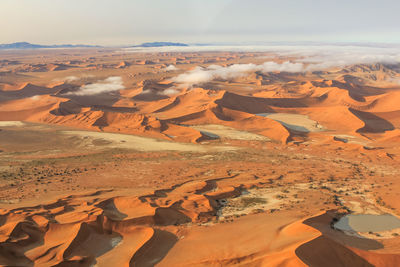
[2,158,399,266]
[2,177,394,266]
[1,55,399,144]
[1,49,400,266]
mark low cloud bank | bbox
[171,46,400,86]
[67,76,125,96]
[296,52,400,72]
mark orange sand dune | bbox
[0,95,65,121]
[151,88,225,119]
[158,213,319,267]
[364,91,400,113]
[3,178,388,267]
[377,128,400,143]
[298,212,400,267]
[164,102,290,143]
[2,50,400,266]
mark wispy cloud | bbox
[67,76,125,96]
[140,87,181,96]
[54,74,95,83]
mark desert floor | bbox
[0,48,400,266]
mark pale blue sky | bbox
[1,0,400,45]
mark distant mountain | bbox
[0,42,100,50]
[134,42,189,48]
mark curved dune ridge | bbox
[0,175,246,266]
[1,175,399,267]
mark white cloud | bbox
[163,65,179,71]
[162,87,180,95]
[64,76,79,83]
[139,87,181,96]
[140,89,152,94]
[172,62,305,86]
[173,66,214,85]
[67,76,125,96]
[260,61,304,73]
[54,74,95,83]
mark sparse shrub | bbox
[240,197,267,206]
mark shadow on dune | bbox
[62,93,121,108]
[154,206,192,226]
[295,235,375,267]
[50,100,85,116]
[91,105,138,113]
[295,235,374,267]
[295,212,383,267]
[0,222,36,266]
[303,212,384,250]
[0,83,61,101]
[215,92,310,113]
[130,229,178,267]
[133,92,169,102]
[96,199,128,220]
[341,75,387,96]
[154,97,180,113]
[349,108,395,133]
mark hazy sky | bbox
[1,0,400,45]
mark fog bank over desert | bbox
[156,44,400,87]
